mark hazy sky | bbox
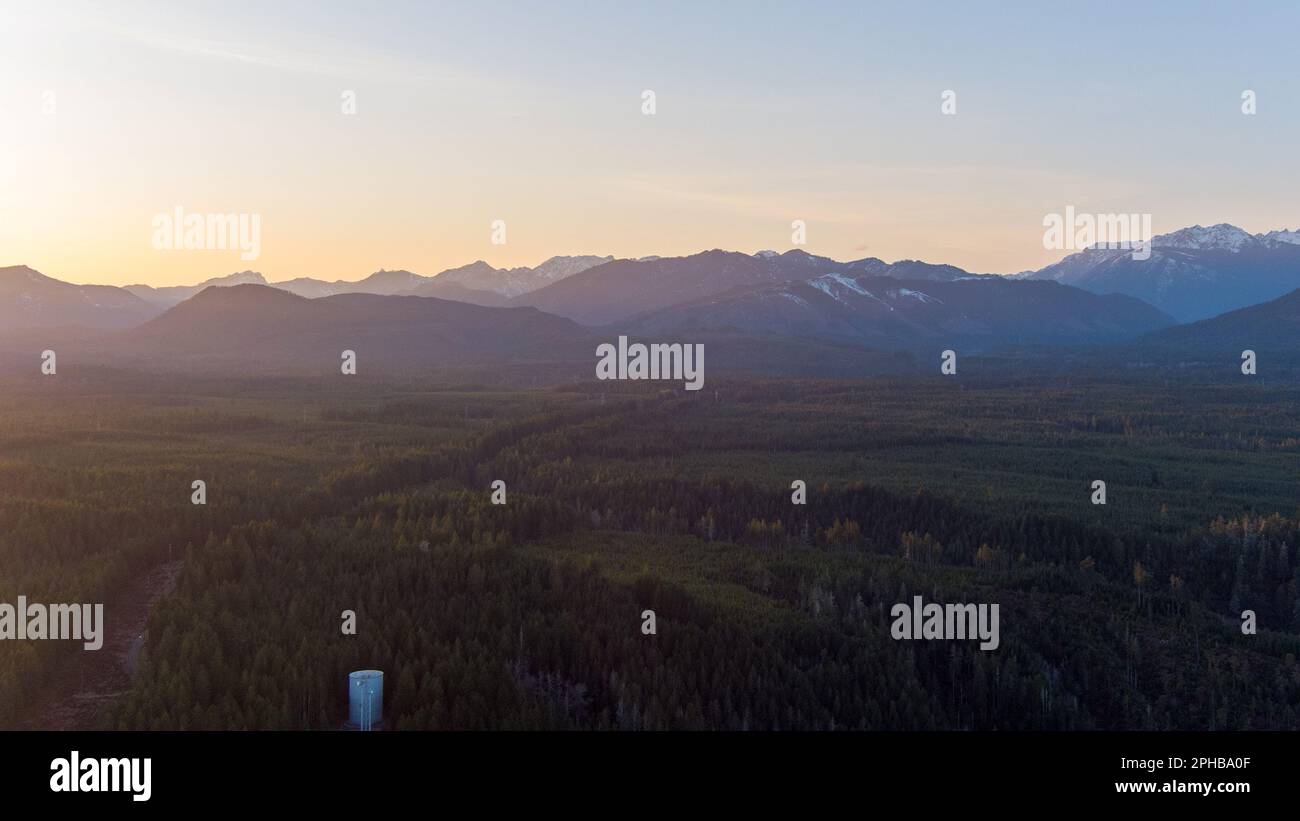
[2,1,1297,286]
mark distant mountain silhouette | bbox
[512,249,977,325]
[13,225,1300,367]
[270,256,612,302]
[237,269,425,300]
[125,270,268,308]
[1023,224,1300,322]
[425,256,614,298]
[264,275,348,300]
[0,265,157,329]
[118,256,612,309]
[1143,286,1300,354]
[622,273,1174,350]
[117,284,595,372]
[406,277,513,307]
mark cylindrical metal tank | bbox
[348,670,384,730]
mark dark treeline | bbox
[5,374,1300,730]
[107,493,1300,731]
[104,376,1300,731]
[0,386,609,726]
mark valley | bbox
[2,369,1297,730]
[5,224,1300,732]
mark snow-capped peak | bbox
[1153,224,1253,252]
[1146,224,1300,253]
[1260,229,1300,246]
[205,270,267,287]
[531,255,613,281]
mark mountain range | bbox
[7,223,1300,375]
[513,249,991,325]
[1022,223,1300,322]
[122,255,614,309]
[1144,285,1300,353]
[621,273,1172,349]
[110,285,593,373]
[0,265,156,329]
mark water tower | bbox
[346,670,384,731]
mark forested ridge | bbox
[2,374,1299,729]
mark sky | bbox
[1,0,1297,287]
